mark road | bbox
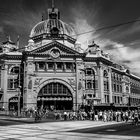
[0,119,27,126]
[70,122,140,137]
[0,120,139,140]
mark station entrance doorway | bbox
[37,82,73,110]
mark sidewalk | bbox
[0,115,35,123]
[0,115,125,125]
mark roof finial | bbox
[52,0,54,9]
[7,35,11,42]
[16,35,20,49]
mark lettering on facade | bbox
[34,78,42,85]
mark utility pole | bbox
[17,64,21,117]
[17,86,21,117]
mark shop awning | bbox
[37,97,72,101]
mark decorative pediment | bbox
[28,41,81,57]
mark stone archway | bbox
[36,79,74,110]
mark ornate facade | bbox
[0,6,140,112]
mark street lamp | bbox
[128,95,131,111]
[17,86,21,117]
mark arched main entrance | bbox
[37,82,73,110]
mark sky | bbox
[0,0,140,75]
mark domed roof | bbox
[30,19,76,38]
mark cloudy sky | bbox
[0,0,140,75]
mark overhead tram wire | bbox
[71,19,140,51]
[71,19,140,37]
[11,19,140,52]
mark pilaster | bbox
[1,64,8,110]
[98,63,104,103]
[108,68,113,103]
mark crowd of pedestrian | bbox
[33,108,140,125]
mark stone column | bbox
[98,64,104,103]
[74,60,78,111]
[108,68,113,103]
[1,64,8,111]
[122,77,126,105]
[25,61,36,110]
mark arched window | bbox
[87,80,92,89]
[126,86,129,93]
[38,82,72,96]
[10,66,20,74]
[85,68,95,76]
[103,70,108,77]
[103,70,109,91]
[85,68,97,90]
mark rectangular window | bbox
[118,96,120,104]
[63,86,66,94]
[86,69,92,75]
[56,63,63,70]
[87,80,92,89]
[0,94,2,101]
[38,62,45,70]
[105,95,109,103]
[48,84,52,94]
[114,83,116,92]
[107,95,109,103]
[104,81,107,91]
[48,62,54,70]
[43,86,47,94]
[66,63,72,70]
[10,66,20,74]
[53,83,57,94]
[120,85,122,92]
[104,81,109,91]
[114,96,117,103]
[120,97,122,104]
[8,79,18,90]
[58,84,62,93]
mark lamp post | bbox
[128,95,131,111]
[17,86,21,117]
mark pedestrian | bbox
[103,110,107,122]
[134,110,139,125]
[64,111,67,121]
[92,110,95,121]
[125,111,129,123]
[95,110,98,121]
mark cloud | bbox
[96,38,140,75]
[69,1,100,49]
[0,26,4,33]
[0,0,140,76]
[99,17,140,45]
[72,19,96,48]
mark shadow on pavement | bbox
[69,122,140,137]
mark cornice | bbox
[0,54,22,60]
